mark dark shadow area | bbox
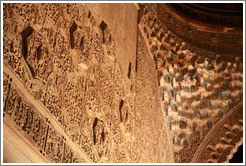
[92,117,98,145]
[119,99,124,122]
[169,3,243,27]
[70,22,77,49]
[36,44,42,61]
[128,62,132,78]
[100,21,108,44]
[21,26,34,59]
[80,36,84,51]
[229,145,243,163]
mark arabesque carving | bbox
[3,3,243,163]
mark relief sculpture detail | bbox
[2,3,243,163]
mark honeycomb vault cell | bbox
[2,3,243,163]
[139,5,243,163]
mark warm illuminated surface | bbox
[2,3,243,163]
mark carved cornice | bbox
[169,4,243,28]
[155,4,243,57]
[192,101,243,163]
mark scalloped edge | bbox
[225,137,243,163]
